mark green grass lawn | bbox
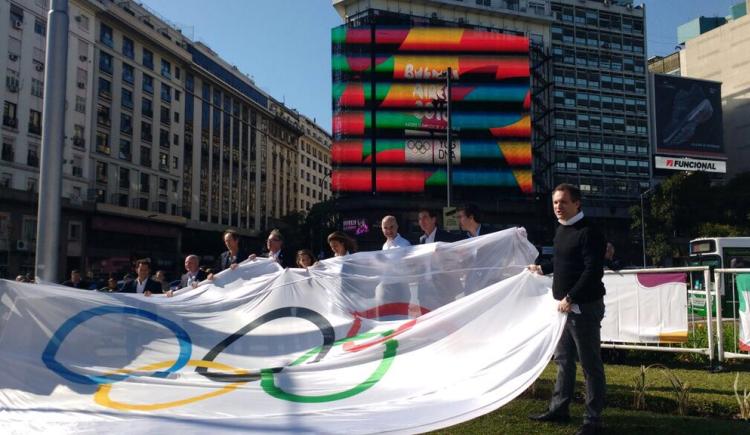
[432,361,750,434]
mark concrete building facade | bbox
[0,0,331,280]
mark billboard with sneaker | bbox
[653,74,724,159]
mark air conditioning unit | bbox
[7,82,19,93]
[73,136,85,146]
[8,53,18,61]
[79,55,88,61]
[12,20,23,30]
[16,240,29,251]
[35,63,44,72]
[7,118,17,128]
[77,81,85,89]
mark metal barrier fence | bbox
[714,268,750,362]
[600,266,715,364]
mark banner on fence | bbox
[0,229,565,434]
[601,272,688,343]
[738,273,750,351]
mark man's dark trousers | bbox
[548,298,606,425]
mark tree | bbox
[631,171,750,265]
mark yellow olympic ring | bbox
[94,359,250,411]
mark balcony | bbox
[72,136,86,149]
[3,117,18,129]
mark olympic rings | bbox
[261,340,399,403]
[41,306,192,385]
[44,302,417,407]
[94,359,249,411]
[195,307,335,383]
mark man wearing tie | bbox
[417,208,459,244]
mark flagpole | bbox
[35,0,69,282]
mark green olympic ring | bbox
[260,330,399,403]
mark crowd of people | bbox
[49,204,503,295]
[48,185,612,433]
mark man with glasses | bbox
[253,229,293,268]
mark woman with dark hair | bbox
[296,249,317,268]
[327,231,357,257]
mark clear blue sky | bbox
[140,0,743,135]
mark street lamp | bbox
[640,187,654,267]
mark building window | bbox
[141,121,152,142]
[27,144,39,167]
[122,62,134,84]
[159,177,167,194]
[95,161,107,184]
[142,48,153,69]
[73,124,85,147]
[175,66,181,80]
[96,132,110,154]
[119,167,129,189]
[172,156,179,169]
[10,4,24,27]
[98,77,111,98]
[34,19,46,36]
[160,106,170,125]
[6,69,20,93]
[99,51,113,74]
[75,96,86,113]
[100,23,113,47]
[159,152,169,171]
[76,14,89,32]
[1,141,14,162]
[140,172,150,193]
[122,36,134,59]
[120,113,132,135]
[119,138,131,161]
[161,83,171,103]
[122,88,133,109]
[159,129,169,148]
[142,97,153,118]
[3,101,18,128]
[161,59,171,79]
[68,221,82,241]
[142,73,153,94]
[140,146,152,168]
[97,104,110,126]
[28,110,42,135]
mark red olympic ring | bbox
[343,302,429,352]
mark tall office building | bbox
[331,0,554,247]
[549,0,650,222]
[0,0,331,279]
[332,0,650,251]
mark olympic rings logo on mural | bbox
[41,302,429,410]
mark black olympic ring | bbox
[195,307,336,383]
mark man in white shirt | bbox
[381,215,411,250]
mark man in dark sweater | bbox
[528,183,606,435]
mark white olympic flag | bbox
[0,228,565,434]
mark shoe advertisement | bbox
[653,74,724,157]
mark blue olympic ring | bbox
[41,306,192,385]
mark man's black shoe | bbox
[576,423,603,435]
[528,411,571,423]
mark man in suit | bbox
[528,183,607,435]
[180,254,207,288]
[418,208,459,244]
[120,258,162,296]
[262,229,294,268]
[456,203,496,238]
[213,229,251,276]
[62,269,92,289]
